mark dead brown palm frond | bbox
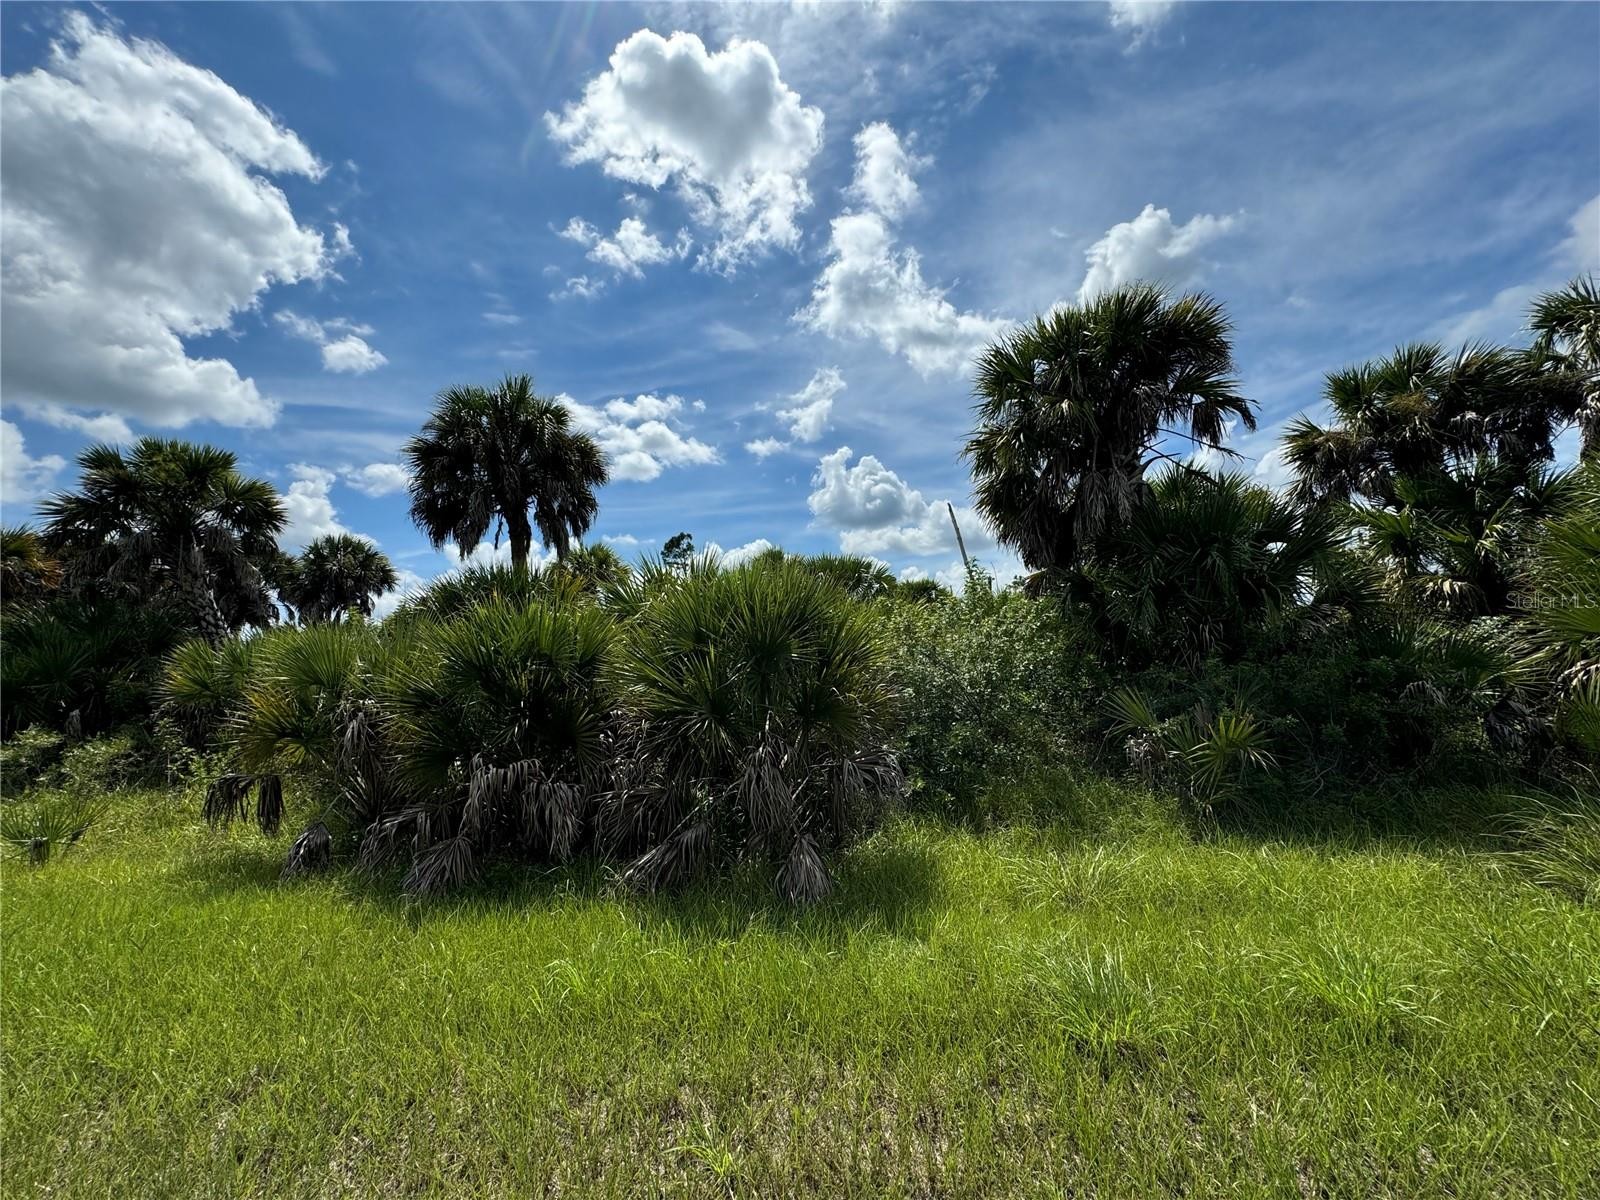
[776,832,832,905]
[282,822,332,878]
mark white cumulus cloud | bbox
[545,30,824,272]
[807,445,991,559]
[1,420,65,506]
[16,406,133,444]
[275,311,388,375]
[559,393,720,483]
[800,123,1008,376]
[847,121,924,221]
[777,366,845,443]
[280,464,347,548]
[709,537,775,566]
[745,436,788,460]
[558,215,689,281]
[342,462,411,497]
[1075,204,1237,303]
[0,15,341,429]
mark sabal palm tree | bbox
[1077,469,1343,663]
[965,283,1255,573]
[1282,343,1578,507]
[1352,457,1572,617]
[39,439,285,641]
[285,534,400,623]
[1529,274,1599,459]
[555,541,631,593]
[0,525,62,606]
[404,375,609,572]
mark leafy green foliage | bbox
[612,561,900,902]
[1,525,62,607]
[0,791,104,865]
[1107,685,1276,808]
[174,562,900,902]
[2,596,190,737]
[1282,342,1580,507]
[1071,469,1343,664]
[660,531,695,572]
[877,578,1099,819]
[39,438,286,640]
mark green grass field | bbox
[3,782,1597,1199]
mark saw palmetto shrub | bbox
[366,597,618,894]
[608,561,901,904]
[169,563,901,903]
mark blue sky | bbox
[3,2,1597,603]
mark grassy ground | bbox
[3,780,1597,1199]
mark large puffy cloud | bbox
[280,465,347,548]
[807,445,991,558]
[0,15,343,429]
[275,312,388,375]
[559,393,720,483]
[847,122,923,222]
[799,123,1009,376]
[1075,204,1237,303]
[558,216,689,283]
[545,30,824,272]
[0,420,65,506]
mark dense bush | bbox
[877,571,1101,820]
[168,562,900,902]
[1,596,190,738]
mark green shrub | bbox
[172,562,901,903]
[1,596,189,737]
[612,561,900,902]
[0,727,67,794]
[877,578,1099,820]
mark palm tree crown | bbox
[285,534,401,623]
[1529,274,1599,459]
[964,283,1255,573]
[39,438,285,640]
[403,375,609,572]
[1281,342,1580,507]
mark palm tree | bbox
[284,534,400,623]
[404,375,609,572]
[1529,274,1599,459]
[1,526,62,606]
[965,284,1255,573]
[1351,457,1572,617]
[555,541,631,593]
[1282,343,1579,507]
[39,439,285,641]
[1076,469,1343,663]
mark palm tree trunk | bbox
[507,509,535,573]
[177,567,230,643]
